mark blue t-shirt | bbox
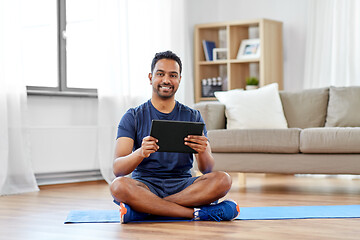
[117,99,207,179]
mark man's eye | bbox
[157,73,164,76]
[170,74,177,78]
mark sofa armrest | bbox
[193,101,226,130]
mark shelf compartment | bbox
[196,64,227,100]
[195,26,227,62]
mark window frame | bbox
[26,0,97,98]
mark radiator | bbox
[27,126,100,178]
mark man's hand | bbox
[184,135,208,154]
[139,136,159,158]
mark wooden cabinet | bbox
[194,19,283,102]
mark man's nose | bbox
[163,75,171,83]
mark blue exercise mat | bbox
[64,205,360,223]
[237,205,360,220]
[65,209,189,223]
[66,210,120,223]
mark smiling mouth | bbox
[159,85,173,91]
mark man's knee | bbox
[110,177,132,201]
[211,171,232,192]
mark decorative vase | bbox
[245,85,258,90]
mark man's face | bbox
[149,59,181,99]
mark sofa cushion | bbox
[214,83,288,129]
[279,87,329,128]
[208,128,300,153]
[325,86,360,127]
[300,127,360,153]
[193,101,226,130]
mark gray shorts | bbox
[134,176,200,198]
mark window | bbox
[23,0,97,97]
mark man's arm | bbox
[184,135,215,174]
[113,136,159,177]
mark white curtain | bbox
[97,0,190,183]
[0,0,39,195]
[303,0,360,88]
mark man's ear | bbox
[148,73,152,84]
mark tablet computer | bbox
[150,120,204,153]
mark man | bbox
[110,51,239,223]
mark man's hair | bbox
[151,50,182,75]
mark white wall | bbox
[185,0,310,91]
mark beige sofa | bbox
[194,86,360,175]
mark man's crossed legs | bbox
[110,171,240,223]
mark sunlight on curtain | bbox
[304,0,360,88]
[20,0,58,88]
[0,0,39,195]
[97,0,187,183]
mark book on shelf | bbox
[202,40,216,61]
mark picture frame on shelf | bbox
[236,38,260,59]
[213,48,227,61]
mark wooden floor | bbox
[1,174,360,240]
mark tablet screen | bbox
[150,120,204,153]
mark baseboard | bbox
[35,170,104,186]
[295,174,360,179]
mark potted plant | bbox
[245,77,259,90]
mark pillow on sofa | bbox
[325,86,360,127]
[214,83,288,129]
[279,87,329,128]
